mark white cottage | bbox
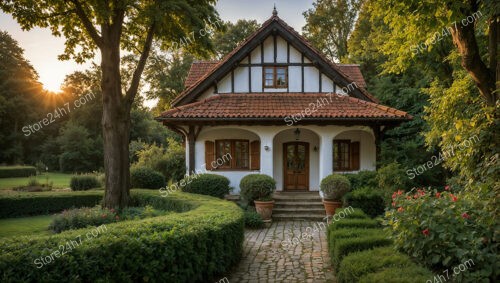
[157,10,411,194]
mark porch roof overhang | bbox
[156,93,412,127]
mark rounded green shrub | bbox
[344,187,385,217]
[130,166,166,189]
[345,170,377,190]
[70,175,100,191]
[244,210,264,229]
[320,174,351,201]
[239,174,276,205]
[181,174,231,199]
[0,190,244,282]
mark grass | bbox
[0,172,73,190]
[0,214,53,238]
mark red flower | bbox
[461,213,470,219]
[451,194,458,202]
[422,229,430,236]
[444,185,450,191]
[392,202,396,207]
[435,192,441,198]
[420,190,425,196]
[398,207,404,212]
[397,190,403,195]
[413,194,419,199]
[406,196,411,200]
[101,214,107,218]
[392,192,397,199]
[115,215,120,220]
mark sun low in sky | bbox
[0,0,313,95]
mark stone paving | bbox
[228,220,335,283]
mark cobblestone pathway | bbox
[228,220,335,283]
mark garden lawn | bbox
[0,172,73,189]
[0,215,53,238]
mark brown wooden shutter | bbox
[205,141,215,170]
[250,140,260,170]
[350,141,360,170]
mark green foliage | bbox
[303,0,362,62]
[0,191,103,218]
[181,174,231,199]
[212,20,260,58]
[26,176,41,187]
[0,166,37,178]
[330,218,380,230]
[376,162,413,203]
[57,123,102,173]
[239,174,276,205]
[0,191,244,282]
[344,187,385,217]
[345,171,377,190]
[330,230,392,268]
[320,174,351,201]
[49,205,168,233]
[243,210,264,229]
[335,207,369,219]
[130,167,166,189]
[338,247,422,283]
[385,187,498,281]
[70,175,100,191]
[358,266,433,283]
[134,139,186,182]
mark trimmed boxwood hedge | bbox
[337,247,416,283]
[331,233,392,268]
[0,190,244,283]
[0,191,103,218]
[0,166,37,178]
[70,175,100,191]
[330,218,380,230]
[359,266,433,283]
[181,174,231,199]
[344,187,385,217]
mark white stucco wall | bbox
[185,125,376,194]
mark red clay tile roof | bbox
[172,14,379,106]
[159,93,411,121]
[184,62,367,88]
[184,61,218,87]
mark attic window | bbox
[263,66,287,88]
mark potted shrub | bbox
[240,174,276,221]
[320,174,351,216]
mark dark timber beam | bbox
[188,126,196,175]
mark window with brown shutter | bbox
[333,140,360,171]
[250,140,260,170]
[214,140,250,170]
[205,141,215,170]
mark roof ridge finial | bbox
[272,4,278,17]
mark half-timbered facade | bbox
[157,9,411,194]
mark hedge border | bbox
[0,191,103,218]
[0,190,244,283]
[0,166,37,178]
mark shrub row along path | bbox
[228,220,335,283]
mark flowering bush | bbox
[49,205,168,233]
[384,187,498,282]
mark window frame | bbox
[262,66,288,88]
[333,140,352,171]
[215,139,250,170]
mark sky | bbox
[0,0,314,97]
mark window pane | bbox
[264,67,274,74]
[235,141,249,168]
[333,141,350,170]
[265,79,274,87]
[216,141,231,168]
[276,68,287,86]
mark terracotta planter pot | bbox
[254,200,275,221]
[322,200,342,216]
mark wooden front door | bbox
[283,142,309,191]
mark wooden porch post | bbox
[187,125,196,175]
[372,125,382,169]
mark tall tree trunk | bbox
[101,40,131,209]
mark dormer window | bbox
[263,66,287,88]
